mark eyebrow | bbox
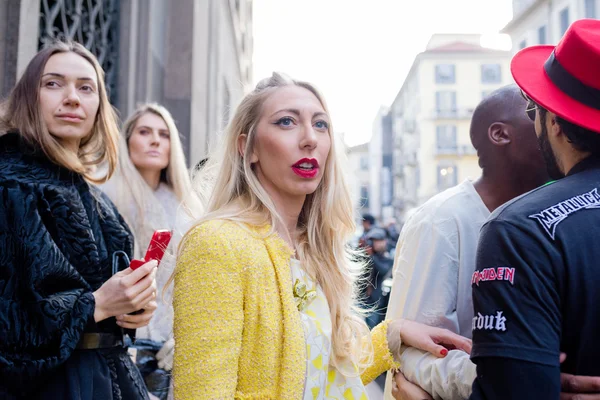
[270,108,329,119]
[137,125,170,133]
[42,72,96,82]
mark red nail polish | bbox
[441,349,448,356]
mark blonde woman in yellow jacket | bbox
[172,73,471,399]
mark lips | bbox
[56,114,83,122]
[147,151,161,157]
[292,158,319,178]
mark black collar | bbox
[0,131,82,183]
[566,155,600,177]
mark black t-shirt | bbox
[469,157,600,400]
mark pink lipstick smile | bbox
[292,158,319,178]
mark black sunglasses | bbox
[521,90,538,121]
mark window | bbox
[435,64,456,84]
[585,0,596,18]
[519,40,527,50]
[415,166,420,189]
[481,64,502,84]
[360,156,369,171]
[435,91,457,114]
[360,185,369,208]
[560,7,570,37]
[538,25,547,44]
[437,165,458,191]
[38,0,120,103]
[436,125,457,151]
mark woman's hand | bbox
[389,319,472,358]
[156,337,175,371]
[115,300,157,329]
[392,371,433,400]
[93,260,158,322]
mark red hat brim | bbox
[511,45,600,133]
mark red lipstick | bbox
[292,158,319,178]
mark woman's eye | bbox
[160,132,170,139]
[80,85,93,92]
[276,117,294,127]
[315,120,329,130]
[139,129,149,135]
[45,81,59,88]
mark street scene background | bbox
[0,0,597,397]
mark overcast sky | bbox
[252,0,514,146]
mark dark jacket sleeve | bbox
[0,182,96,395]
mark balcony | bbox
[395,135,403,149]
[432,108,474,120]
[399,153,418,166]
[435,145,477,157]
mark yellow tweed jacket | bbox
[173,220,399,399]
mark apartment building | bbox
[504,0,598,52]
[346,142,371,225]
[390,34,511,220]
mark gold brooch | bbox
[293,279,317,311]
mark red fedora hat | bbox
[511,19,600,133]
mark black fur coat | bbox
[0,132,148,399]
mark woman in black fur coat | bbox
[0,41,157,399]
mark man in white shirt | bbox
[383,85,549,399]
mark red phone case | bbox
[130,229,173,270]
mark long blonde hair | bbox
[108,103,198,256]
[183,72,371,370]
[0,40,119,183]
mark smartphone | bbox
[130,229,173,270]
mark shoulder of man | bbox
[487,174,600,241]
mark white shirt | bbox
[383,180,489,400]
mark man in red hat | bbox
[470,19,600,399]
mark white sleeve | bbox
[383,214,471,400]
[400,347,476,400]
[385,214,460,330]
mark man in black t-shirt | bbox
[470,19,600,400]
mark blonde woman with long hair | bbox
[172,73,471,399]
[102,103,199,400]
[0,41,157,399]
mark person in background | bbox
[0,40,157,399]
[384,218,401,254]
[172,72,471,399]
[102,103,200,400]
[363,227,394,329]
[359,213,376,248]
